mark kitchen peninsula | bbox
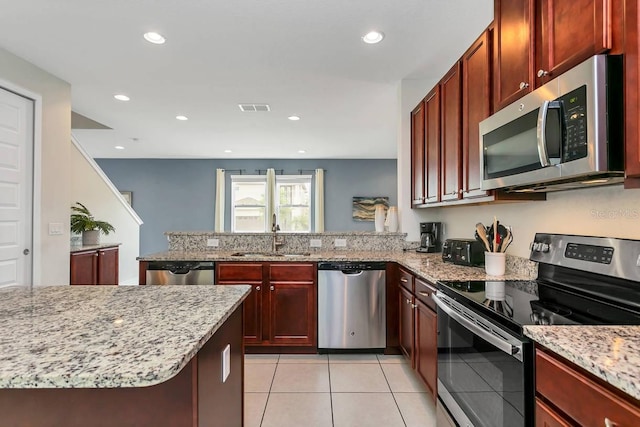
[0,284,250,427]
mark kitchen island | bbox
[0,284,250,427]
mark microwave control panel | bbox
[560,85,588,162]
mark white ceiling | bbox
[0,0,493,159]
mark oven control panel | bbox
[564,243,614,264]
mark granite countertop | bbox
[524,325,640,400]
[70,243,121,253]
[138,250,537,283]
[0,285,250,389]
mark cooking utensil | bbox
[475,223,491,252]
[500,227,513,252]
[488,223,510,252]
[493,216,498,252]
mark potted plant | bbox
[70,202,115,245]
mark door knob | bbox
[537,69,549,78]
[23,249,30,255]
[256,286,261,291]
[270,285,275,291]
[519,82,529,90]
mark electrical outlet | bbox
[310,239,322,248]
[334,238,347,247]
[207,238,219,247]
[48,222,64,235]
[221,344,230,382]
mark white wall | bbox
[70,141,142,285]
[0,47,71,285]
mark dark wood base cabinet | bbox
[0,305,244,427]
[70,246,119,285]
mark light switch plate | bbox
[310,239,322,248]
[334,238,347,247]
[48,222,64,235]
[221,344,230,383]
[207,238,219,247]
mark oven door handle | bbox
[432,293,522,360]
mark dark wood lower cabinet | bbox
[70,246,119,285]
[268,282,315,346]
[0,305,244,427]
[535,398,571,427]
[399,285,415,365]
[415,300,437,401]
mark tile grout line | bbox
[259,355,279,427]
[327,358,335,427]
[379,359,409,427]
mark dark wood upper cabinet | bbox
[535,0,612,83]
[424,87,441,204]
[493,0,535,111]
[440,62,462,202]
[411,102,426,207]
[625,0,640,183]
[462,29,492,199]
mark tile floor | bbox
[244,353,437,427]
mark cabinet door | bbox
[268,282,316,347]
[493,0,535,110]
[70,251,97,285]
[424,87,441,204]
[536,0,611,84]
[535,398,572,427]
[97,247,118,285]
[411,101,426,206]
[399,286,415,366]
[440,63,462,202]
[415,300,437,402]
[625,0,640,180]
[462,30,492,199]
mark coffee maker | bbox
[417,222,442,253]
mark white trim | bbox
[71,134,144,225]
[0,78,42,288]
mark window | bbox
[276,175,311,232]
[230,174,312,232]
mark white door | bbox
[0,87,33,288]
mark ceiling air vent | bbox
[238,104,270,112]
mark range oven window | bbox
[436,294,533,427]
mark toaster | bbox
[442,239,485,266]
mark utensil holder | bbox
[484,252,506,276]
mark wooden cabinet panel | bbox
[269,263,315,281]
[440,63,462,202]
[493,0,534,110]
[462,29,492,199]
[217,263,264,281]
[70,251,97,285]
[414,278,437,311]
[535,398,571,427]
[399,285,415,367]
[97,247,118,285]
[411,101,426,206]
[625,0,640,181]
[415,300,437,402]
[424,87,441,204]
[242,284,263,344]
[536,348,640,426]
[399,268,414,293]
[536,0,611,84]
[268,282,316,346]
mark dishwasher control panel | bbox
[317,262,386,271]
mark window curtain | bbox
[266,168,276,229]
[214,169,225,232]
[314,168,325,232]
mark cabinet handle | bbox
[519,81,529,90]
[94,253,99,257]
[412,304,417,309]
[418,291,431,296]
[406,298,411,304]
[400,278,408,283]
[255,286,260,291]
[270,285,275,291]
[537,69,549,78]
[605,418,618,427]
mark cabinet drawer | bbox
[536,348,640,426]
[269,263,315,281]
[399,268,414,292]
[217,263,264,281]
[414,278,437,311]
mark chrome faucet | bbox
[271,213,284,252]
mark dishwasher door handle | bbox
[341,270,363,276]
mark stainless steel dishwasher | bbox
[146,261,215,285]
[317,261,386,350]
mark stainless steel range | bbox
[434,233,640,427]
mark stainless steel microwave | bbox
[479,55,624,192]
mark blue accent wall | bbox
[96,159,397,255]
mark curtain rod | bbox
[223,169,245,174]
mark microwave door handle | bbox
[536,100,551,167]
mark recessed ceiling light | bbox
[115,146,125,150]
[298,150,306,154]
[143,32,166,44]
[224,149,232,153]
[288,115,301,121]
[362,31,384,44]
[176,115,188,121]
[114,94,130,101]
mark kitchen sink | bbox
[230,252,310,257]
